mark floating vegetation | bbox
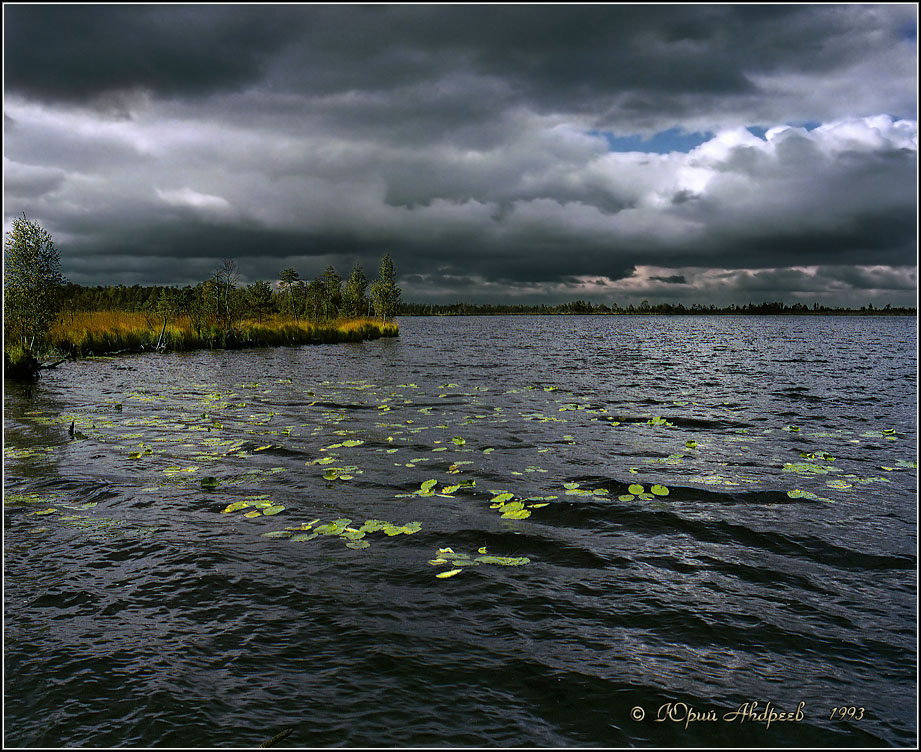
[787,489,835,503]
[782,462,838,476]
[222,500,251,514]
[201,476,220,489]
[429,547,531,578]
[881,459,917,471]
[264,517,421,550]
[800,451,836,462]
[4,446,55,461]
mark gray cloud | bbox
[3,4,917,306]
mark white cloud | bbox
[154,186,232,214]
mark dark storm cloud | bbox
[651,275,688,285]
[3,4,917,305]
[7,5,915,124]
[3,5,300,104]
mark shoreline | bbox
[4,315,399,381]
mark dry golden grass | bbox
[46,311,398,355]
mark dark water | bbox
[4,315,917,748]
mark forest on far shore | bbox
[55,285,915,318]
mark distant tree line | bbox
[56,255,402,331]
[398,299,917,316]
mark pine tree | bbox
[370,254,401,321]
[342,263,368,318]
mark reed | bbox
[45,311,398,356]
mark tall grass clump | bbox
[46,311,398,357]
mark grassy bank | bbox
[42,311,399,357]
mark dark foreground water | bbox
[4,315,917,748]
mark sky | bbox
[3,3,918,307]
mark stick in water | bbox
[260,727,294,748]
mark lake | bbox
[3,315,917,747]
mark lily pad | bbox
[221,501,251,514]
[475,555,530,566]
[628,483,644,495]
[436,569,463,578]
[650,484,669,496]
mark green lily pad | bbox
[650,484,669,496]
[221,501,251,514]
[475,555,531,566]
[262,505,285,516]
[435,568,463,578]
[628,483,644,495]
[618,494,636,502]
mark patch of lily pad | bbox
[261,517,422,550]
[429,546,531,577]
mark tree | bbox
[246,280,274,323]
[279,267,302,322]
[322,265,342,320]
[305,278,324,322]
[342,263,368,318]
[211,259,241,332]
[370,254,401,321]
[4,214,66,350]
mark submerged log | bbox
[259,727,294,747]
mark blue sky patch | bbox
[590,127,712,154]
